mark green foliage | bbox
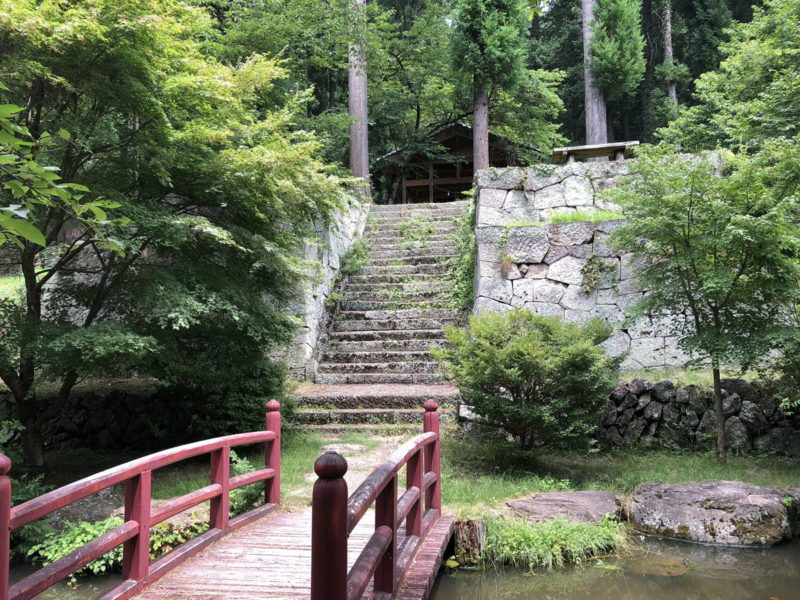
[483,516,627,571]
[661,0,799,151]
[548,210,624,224]
[9,470,53,560]
[589,0,647,100]
[434,309,618,450]
[607,146,800,368]
[450,0,528,95]
[0,0,353,463]
[28,517,208,587]
[399,216,435,248]
[229,450,265,516]
[340,238,371,276]
[445,194,477,310]
[580,254,618,294]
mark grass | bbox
[0,273,23,298]
[548,209,624,224]
[482,515,628,571]
[441,433,800,516]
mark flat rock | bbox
[630,481,792,546]
[506,491,620,524]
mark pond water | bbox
[10,563,117,600]
[432,537,800,600]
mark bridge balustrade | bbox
[0,401,282,600]
[310,400,442,600]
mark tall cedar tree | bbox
[450,0,527,170]
[586,0,646,141]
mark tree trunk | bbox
[712,361,727,464]
[582,0,607,145]
[19,396,44,467]
[348,0,371,199]
[663,0,677,104]
[473,85,489,172]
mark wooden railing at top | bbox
[311,400,442,600]
[0,400,282,600]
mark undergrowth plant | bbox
[339,238,371,276]
[549,209,624,223]
[445,192,477,310]
[483,516,627,571]
[400,216,435,248]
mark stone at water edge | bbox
[506,491,621,525]
[630,481,792,546]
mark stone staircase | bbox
[292,201,467,430]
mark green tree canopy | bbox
[589,0,647,101]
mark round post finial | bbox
[0,453,10,476]
[266,399,280,412]
[423,399,439,412]
[314,451,348,480]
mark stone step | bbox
[370,240,454,252]
[365,224,458,237]
[369,204,467,217]
[347,274,446,286]
[369,201,468,213]
[367,216,459,229]
[291,382,460,409]
[316,372,445,384]
[339,300,457,311]
[343,287,448,301]
[358,263,448,276]
[369,254,456,266]
[318,361,440,375]
[332,317,459,333]
[322,350,435,363]
[326,339,446,352]
[288,422,459,434]
[294,407,456,425]
[328,328,446,342]
[338,308,460,321]
[364,230,456,242]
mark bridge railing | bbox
[0,400,282,600]
[311,400,441,600]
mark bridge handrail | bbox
[310,400,442,600]
[0,400,282,600]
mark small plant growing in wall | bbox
[339,238,371,276]
[580,254,618,293]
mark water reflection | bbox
[432,537,800,600]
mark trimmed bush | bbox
[434,309,618,450]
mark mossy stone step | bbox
[315,372,445,384]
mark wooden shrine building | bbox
[376,123,539,204]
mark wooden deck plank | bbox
[132,508,453,600]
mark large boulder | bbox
[630,481,792,546]
[724,416,751,452]
[507,491,621,524]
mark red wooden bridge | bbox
[0,401,453,600]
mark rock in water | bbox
[630,481,792,546]
[506,491,620,524]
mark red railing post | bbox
[311,452,348,600]
[0,453,11,600]
[374,474,398,594]
[423,400,441,511]
[406,449,423,536]
[122,470,152,582]
[210,445,231,531]
[265,400,281,505]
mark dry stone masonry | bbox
[602,378,800,456]
[474,161,688,370]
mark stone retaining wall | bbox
[602,378,800,456]
[474,162,687,370]
[275,201,368,380]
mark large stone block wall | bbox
[277,201,368,380]
[474,162,688,370]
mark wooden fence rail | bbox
[0,400,282,600]
[311,400,441,600]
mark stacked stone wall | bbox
[602,378,800,456]
[474,162,688,370]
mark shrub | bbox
[434,309,618,450]
[445,193,477,310]
[340,238,371,276]
[483,515,627,571]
